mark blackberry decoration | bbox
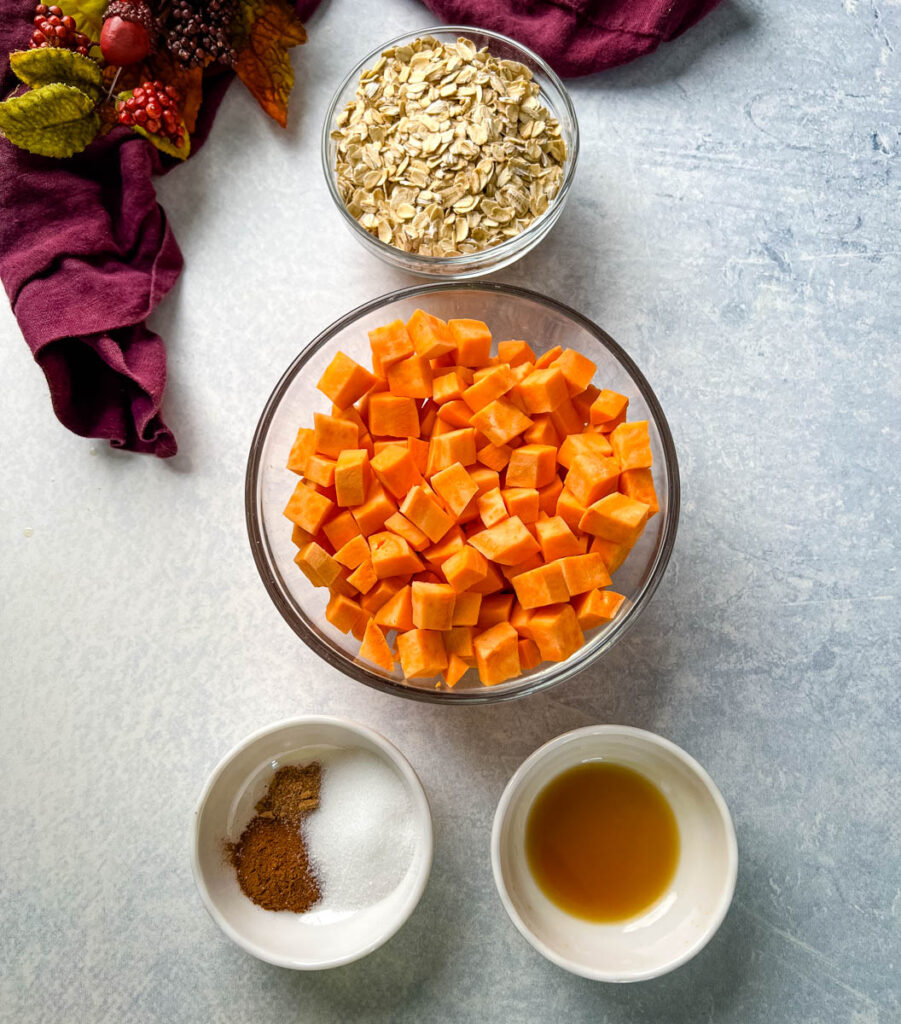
[100,1,155,66]
[30,4,91,56]
[117,80,185,148]
[166,0,238,69]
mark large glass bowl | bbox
[321,27,579,279]
[246,283,679,704]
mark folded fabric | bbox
[420,0,723,77]
[0,1,319,458]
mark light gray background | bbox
[1,1,898,1021]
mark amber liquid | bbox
[525,761,679,922]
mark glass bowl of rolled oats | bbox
[321,27,579,279]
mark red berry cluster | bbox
[117,81,184,148]
[30,4,91,56]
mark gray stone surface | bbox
[0,0,898,1021]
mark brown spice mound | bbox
[255,763,321,826]
[228,818,321,913]
[227,762,323,913]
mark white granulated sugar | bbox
[304,747,416,911]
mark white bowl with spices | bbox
[192,716,433,969]
[321,26,579,279]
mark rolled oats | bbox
[332,36,566,258]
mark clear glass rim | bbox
[245,282,681,705]
[319,24,581,271]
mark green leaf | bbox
[117,90,191,161]
[64,0,107,43]
[0,83,100,158]
[9,48,104,100]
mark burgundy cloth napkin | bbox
[0,1,319,458]
[421,0,723,77]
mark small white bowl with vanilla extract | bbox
[491,725,738,982]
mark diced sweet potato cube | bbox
[479,487,507,528]
[474,622,521,686]
[556,489,587,532]
[287,427,315,475]
[426,427,477,475]
[448,318,492,366]
[559,553,612,595]
[534,516,583,561]
[334,533,370,569]
[443,625,473,659]
[468,516,540,565]
[317,351,377,408]
[347,558,378,594]
[470,466,501,495]
[369,531,424,578]
[423,526,464,568]
[549,398,583,438]
[565,454,620,506]
[534,345,563,369]
[477,442,513,472]
[358,618,395,671]
[384,511,430,551]
[325,592,363,634]
[529,603,584,662]
[477,593,514,630]
[322,510,360,550]
[452,591,482,625]
[590,389,629,425]
[468,559,506,595]
[334,449,370,506]
[557,432,613,469]
[291,524,313,548]
[443,653,470,688]
[407,309,456,359]
[443,544,489,592]
[284,480,334,534]
[572,384,599,424]
[502,487,539,524]
[313,412,358,458]
[374,584,414,631]
[369,320,414,373]
[511,561,569,609]
[549,349,596,395]
[497,340,536,366]
[579,493,650,544]
[431,462,478,518]
[538,475,564,515]
[407,437,429,476]
[400,485,455,543]
[470,399,533,446]
[610,420,653,470]
[433,369,468,404]
[597,409,627,434]
[371,444,421,499]
[518,637,541,671]
[619,468,659,516]
[518,368,568,413]
[502,553,544,581]
[294,541,341,588]
[351,480,397,536]
[305,453,337,488]
[505,444,557,489]
[367,393,420,438]
[396,628,448,678]
[412,581,456,630]
[571,589,623,630]
[590,536,631,573]
[361,579,402,615]
[523,414,559,447]
[386,354,433,399]
[462,365,514,412]
[511,602,532,637]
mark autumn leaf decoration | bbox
[0,0,308,160]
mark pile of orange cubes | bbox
[283,309,657,688]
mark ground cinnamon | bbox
[227,762,322,913]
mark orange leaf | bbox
[233,0,307,128]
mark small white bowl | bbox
[491,725,738,982]
[192,716,433,969]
